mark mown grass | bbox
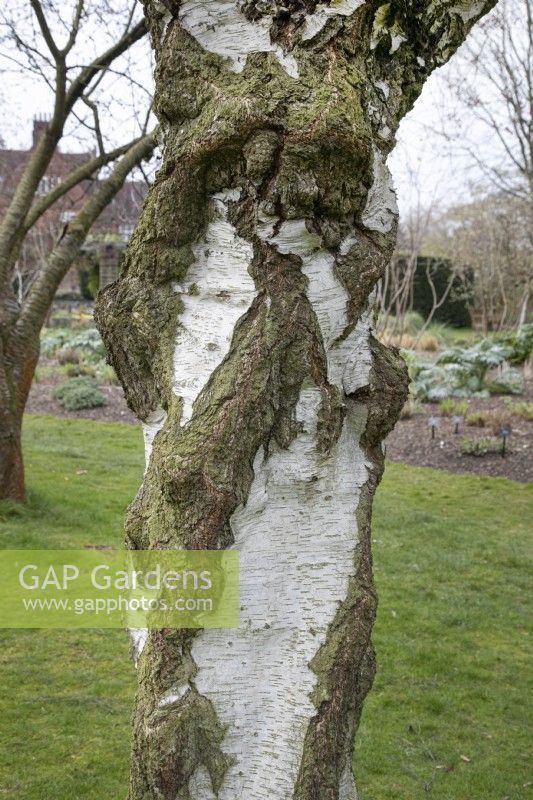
[0,416,144,799]
[0,415,531,799]
[356,465,532,800]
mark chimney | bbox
[32,114,49,149]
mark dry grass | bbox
[384,333,440,351]
[466,408,514,434]
[399,399,423,419]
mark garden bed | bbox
[28,313,533,483]
[27,371,533,482]
[385,386,533,483]
[27,359,137,424]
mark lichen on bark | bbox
[94,1,497,797]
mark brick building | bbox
[0,117,146,297]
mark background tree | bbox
[427,192,532,331]
[429,0,532,331]
[97,2,498,797]
[439,0,532,206]
[385,0,531,338]
[374,164,459,346]
[0,0,155,501]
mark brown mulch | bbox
[27,368,532,483]
[385,389,533,483]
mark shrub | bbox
[405,334,526,401]
[437,339,513,390]
[68,329,106,360]
[465,409,513,435]
[41,328,70,356]
[439,398,468,416]
[494,324,533,365]
[407,360,477,402]
[53,377,105,411]
[485,368,524,395]
[466,411,487,428]
[460,436,504,456]
[59,363,96,378]
[57,347,81,365]
[45,329,106,366]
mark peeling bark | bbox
[95,1,497,797]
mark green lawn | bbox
[438,326,484,347]
[0,415,531,799]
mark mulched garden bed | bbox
[27,369,532,483]
[385,386,533,483]
[27,371,137,425]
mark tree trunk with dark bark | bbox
[0,310,39,502]
[0,134,155,501]
[0,355,35,503]
[95,2,497,797]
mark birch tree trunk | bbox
[95,2,496,797]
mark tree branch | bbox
[0,15,148,289]
[29,0,61,61]
[17,131,156,341]
[23,137,146,232]
[64,18,147,116]
[61,0,85,56]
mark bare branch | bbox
[29,0,60,61]
[23,137,146,231]
[61,0,85,56]
[81,94,105,155]
[64,18,147,116]
[18,130,156,340]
